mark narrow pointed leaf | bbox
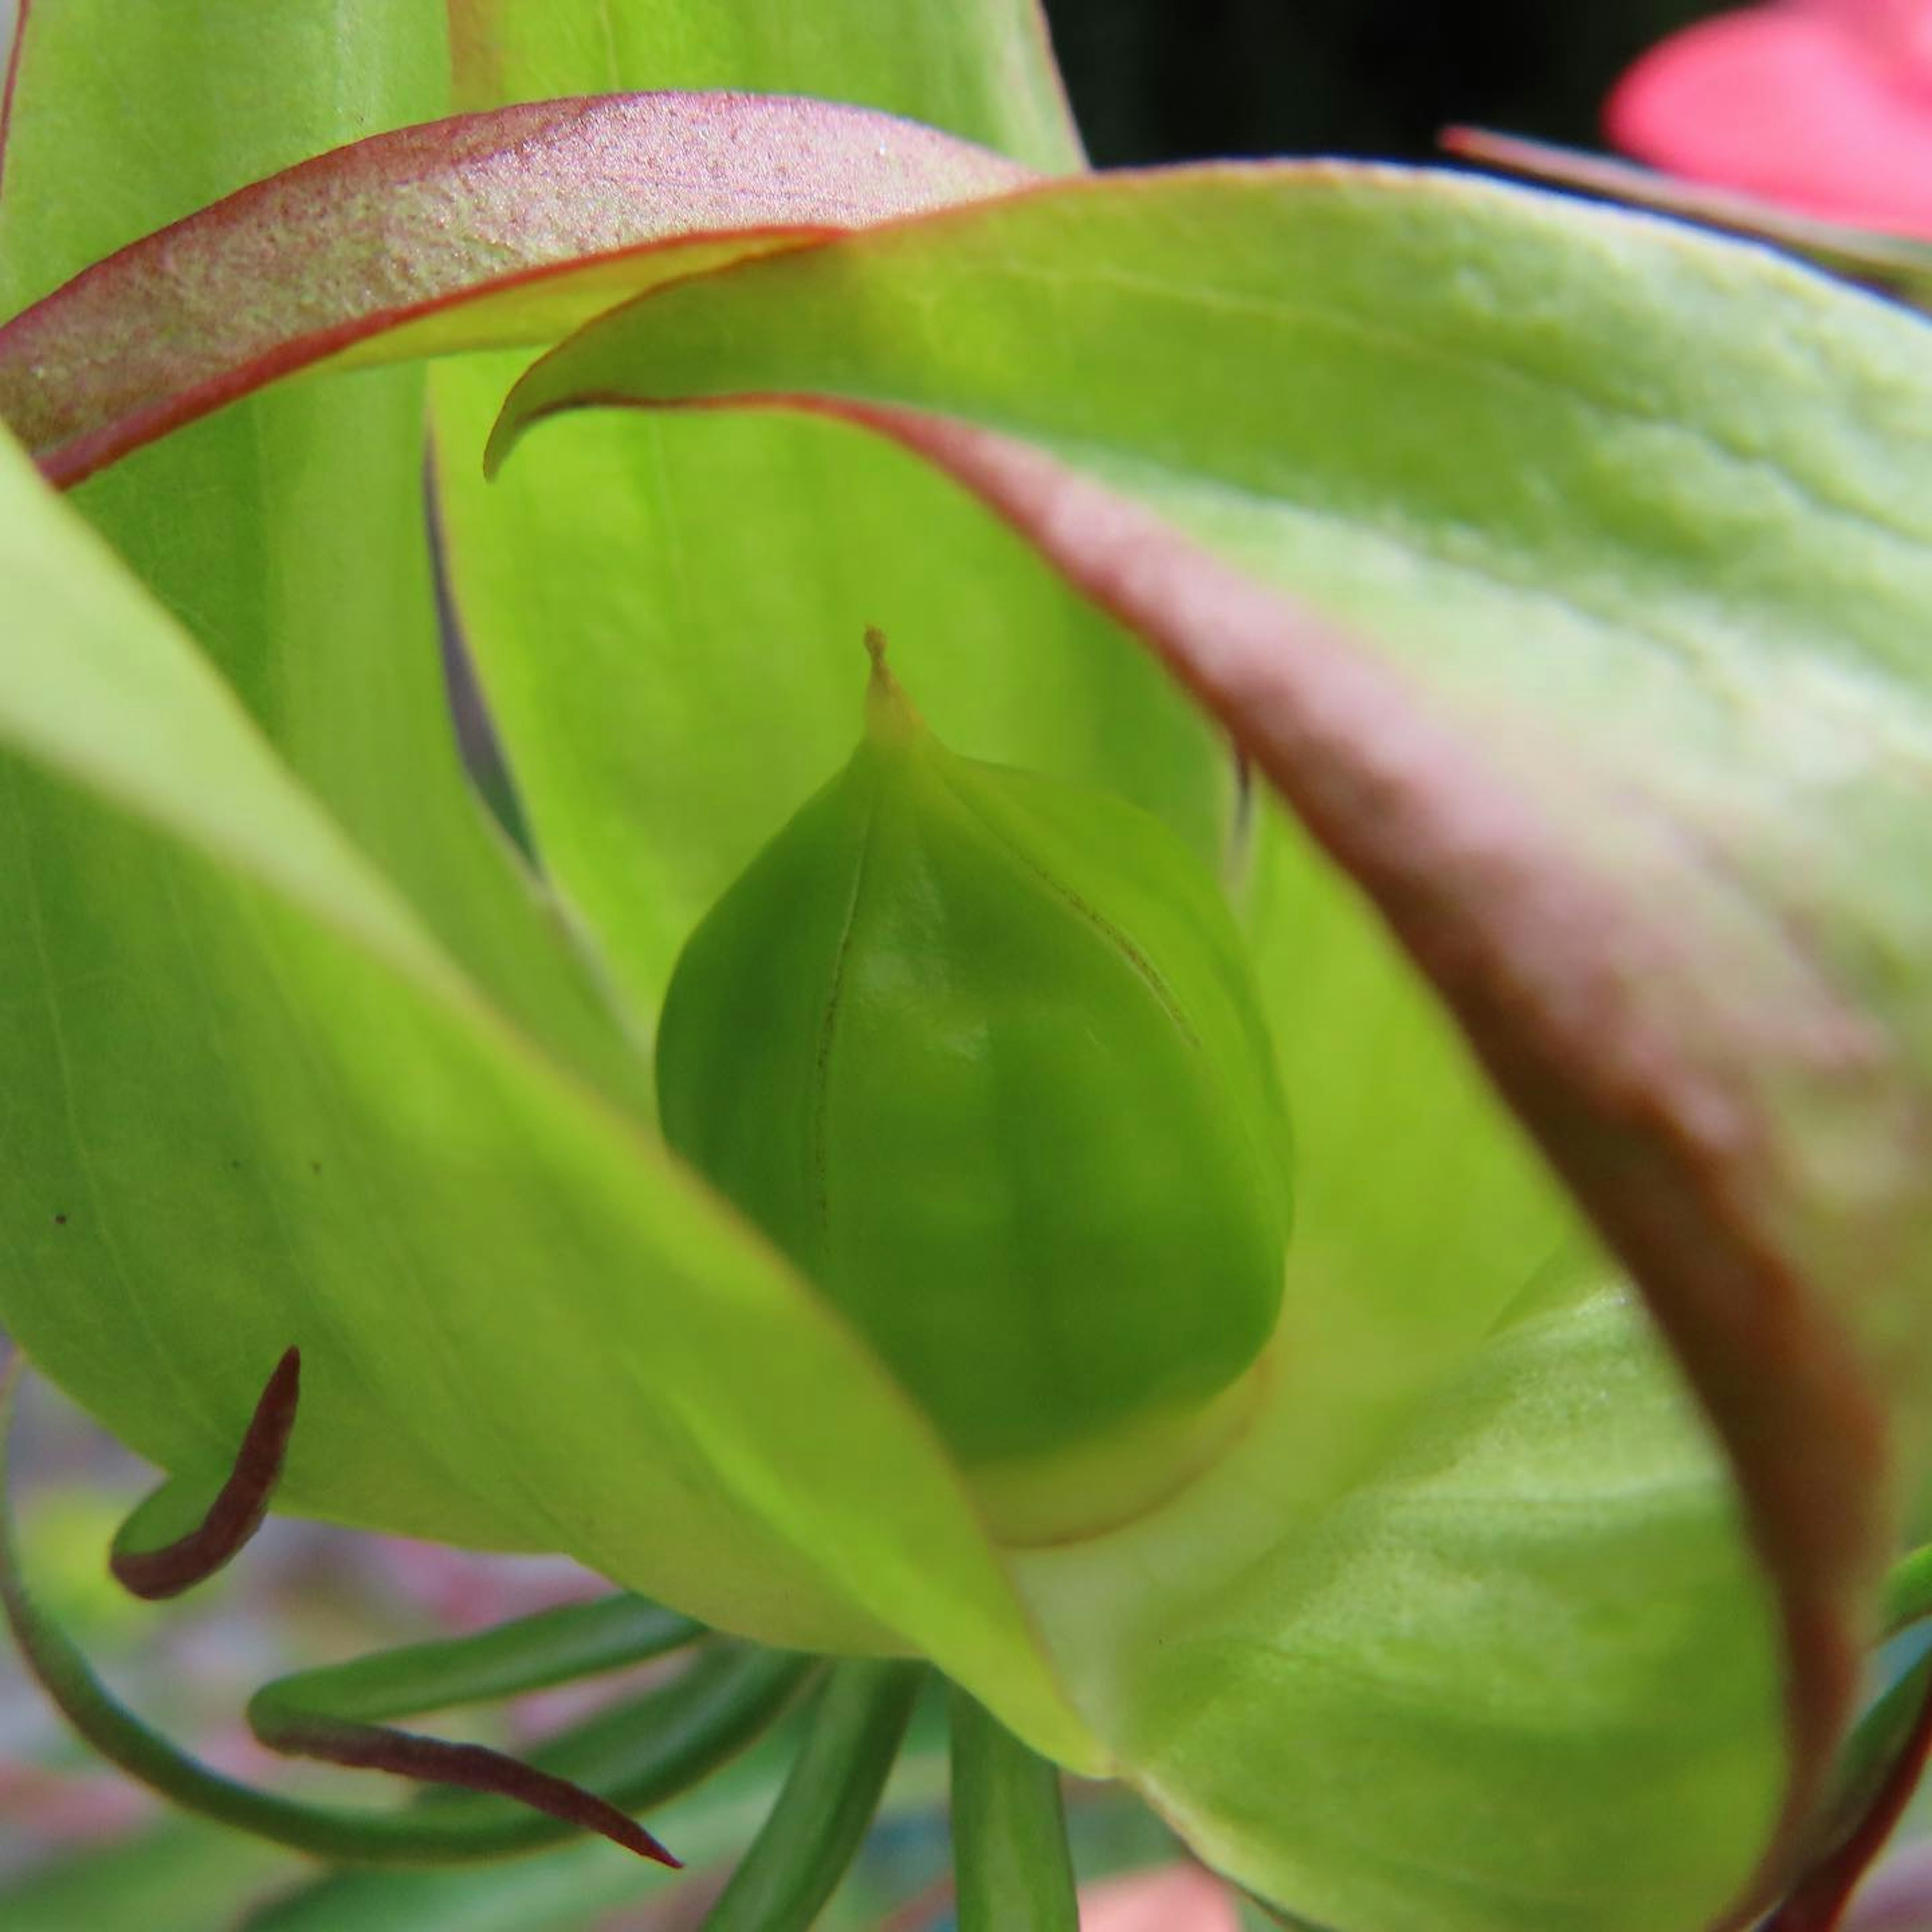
[0,92,1030,486]
[490,162,1932,1920]
[244,1702,936,1932]
[255,1593,706,1725]
[234,1566,719,1863]
[109,1347,300,1599]
[245,1704,683,1868]
[7,1396,801,1867]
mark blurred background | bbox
[1046,0,1723,166]
[4,3,1854,1929]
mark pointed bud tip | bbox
[863,628,923,745]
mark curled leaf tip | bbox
[249,1705,681,1868]
[111,1346,300,1600]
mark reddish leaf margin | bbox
[0,91,1030,486]
[848,401,1891,1922]
[495,381,1889,1924]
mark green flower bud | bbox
[657,637,1291,1543]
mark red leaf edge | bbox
[537,387,1887,1924]
[110,1347,300,1600]
[0,92,1031,487]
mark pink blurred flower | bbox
[1608,0,1932,233]
[1078,1863,1240,1932]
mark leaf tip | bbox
[110,1345,301,1601]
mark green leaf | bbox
[0,421,1096,1772]
[0,0,648,1111]
[0,93,1030,486]
[445,0,1085,176]
[1071,1287,1783,1932]
[246,1697,953,1932]
[429,4,1230,1031]
[489,164,1932,1919]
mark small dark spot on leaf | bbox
[309,1160,322,1175]
[52,1213,67,1227]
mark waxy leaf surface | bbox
[0,91,1030,486]
[0,419,1097,1773]
[0,0,651,1116]
[493,164,1932,1924]
[1608,0,1932,235]
[2,4,1918,1924]
[1027,1283,1782,1932]
[430,0,1232,1035]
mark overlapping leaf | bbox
[3,2,1926,1925]
[0,90,1030,486]
[0,418,1097,1772]
[0,0,653,1116]
[489,163,1932,1921]
[1028,1283,1783,1932]
[428,0,1231,1033]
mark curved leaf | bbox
[0,92,1031,486]
[490,162,1932,1915]
[0,0,656,1123]
[0,420,1099,1773]
[109,1347,299,1599]
[446,0,1085,177]
[1064,1287,1784,1932]
[428,7,1230,1037]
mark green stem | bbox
[109,1347,300,1598]
[949,1685,1078,1932]
[700,1658,924,1930]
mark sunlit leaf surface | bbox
[493,162,1932,1925]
